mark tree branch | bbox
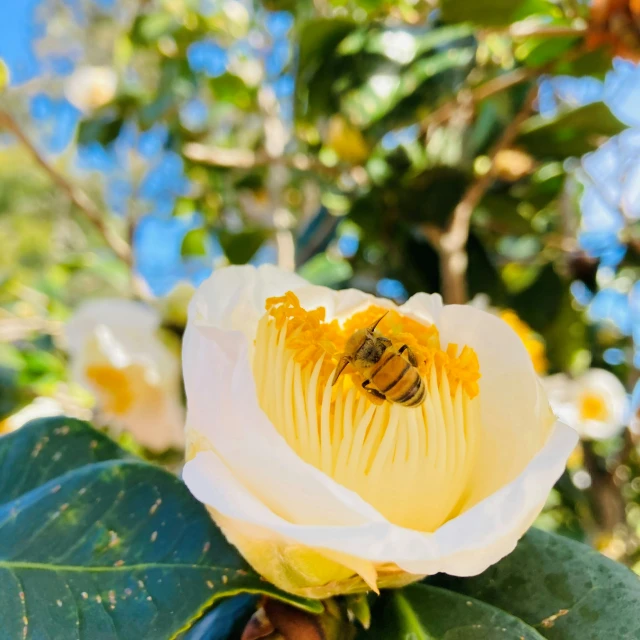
[0,110,132,265]
[424,84,538,304]
[183,142,343,178]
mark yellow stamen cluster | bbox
[265,292,480,400]
[579,392,608,422]
[254,291,483,532]
[499,310,548,374]
[85,364,134,415]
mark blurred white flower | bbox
[0,397,64,434]
[182,265,576,598]
[65,299,184,451]
[543,369,628,441]
[65,66,117,112]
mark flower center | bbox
[579,392,608,422]
[253,291,482,532]
[85,364,135,415]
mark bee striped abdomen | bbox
[370,352,425,407]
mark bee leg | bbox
[399,344,418,366]
[362,379,386,401]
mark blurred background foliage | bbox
[1,0,640,569]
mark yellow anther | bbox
[265,293,481,401]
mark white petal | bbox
[190,264,307,343]
[183,420,576,575]
[183,313,384,527]
[400,292,444,326]
[405,299,553,507]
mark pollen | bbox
[265,293,480,400]
[256,291,483,532]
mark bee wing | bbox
[331,356,351,386]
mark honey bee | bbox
[332,312,426,407]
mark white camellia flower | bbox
[64,66,117,112]
[182,265,577,598]
[543,369,628,441]
[65,299,184,452]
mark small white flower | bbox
[544,369,628,441]
[181,265,576,598]
[65,66,117,112]
[65,299,184,451]
[0,397,65,433]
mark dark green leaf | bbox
[218,229,266,264]
[296,18,356,120]
[511,263,564,332]
[433,528,640,639]
[552,47,613,77]
[0,367,30,422]
[517,102,626,159]
[77,114,124,147]
[0,417,132,504]
[441,0,554,26]
[359,584,545,639]
[0,418,320,640]
[518,35,580,68]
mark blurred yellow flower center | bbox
[499,310,548,374]
[85,364,134,415]
[253,291,482,532]
[579,392,608,422]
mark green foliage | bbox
[0,418,320,639]
[361,584,546,639]
[433,528,640,639]
[518,102,626,159]
[359,529,640,639]
[441,0,554,26]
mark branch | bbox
[183,142,343,178]
[424,84,538,304]
[0,110,132,265]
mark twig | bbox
[0,110,132,265]
[183,142,343,178]
[423,84,538,304]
